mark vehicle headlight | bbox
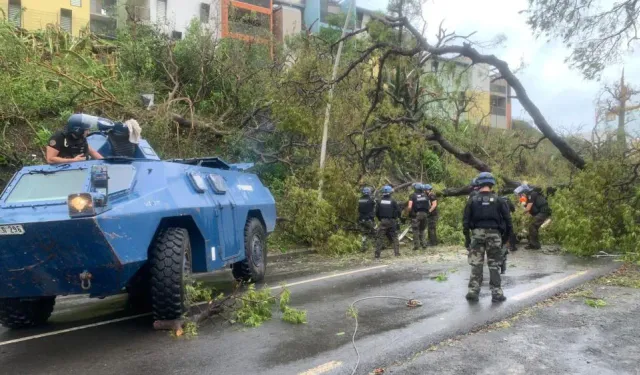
[68,193,95,217]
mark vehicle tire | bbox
[0,297,56,329]
[149,227,192,321]
[232,218,267,283]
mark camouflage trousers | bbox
[467,228,504,297]
[375,218,399,257]
[411,212,428,249]
[359,219,376,252]
[427,212,439,246]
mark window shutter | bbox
[157,0,167,22]
[8,3,21,27]
[61,10,72,32]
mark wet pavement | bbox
[0,248,619,375]
[386,282,640,375]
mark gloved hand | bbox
[463,229,471,249]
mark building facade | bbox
[1,0,90,36]
[428,56,512,130]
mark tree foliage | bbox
[523,0,640,79]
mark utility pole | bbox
[318,0,355,199]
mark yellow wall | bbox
[1,0,90,36]
[467,90,491,126]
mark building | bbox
[272,0,371,43]
[428,56,512,129]
[1,0,90,36]
[89,0,271,42]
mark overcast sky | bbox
[356,0,639,136]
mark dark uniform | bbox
[502,196,517,252]
[525,191,551,249]
[375,195,401,258]
[358,195,376,252]
[463,191,513,301]
[48,131,88,160]
[409,192,430,249]
[426,190,439,246]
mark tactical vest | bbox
[377,198,394,219]
[358,196,375,220]
[469,193,503,230]
[58,133,88,159]
[412,193,430,212]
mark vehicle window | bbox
[5,169,88,204]
[106,165,136,194]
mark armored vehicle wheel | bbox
[0,297,56,329]
[149,228,192,321]
[232,218,267,283]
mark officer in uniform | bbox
[46,115,103,164]
[464,179,479,249]
[424,184,439,246]
[515,184,551,250]
[501,194,517,252]
[407,183,429,250]
[463,172,512,302]
[468,178,479,199]
[375,185,401,258]
[358,187,376,252]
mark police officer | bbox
[424,184,439,246]
[375,185,401,258]
[46,115,103,164]
[464,179,480,249]
[358,187,376,252]
[407,183,429,250]
[468,178,479,199]
[463,172,513,302]
[515,184,551,250]
[501,194,518,252]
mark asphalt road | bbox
[386,278,640,375]
[0,249,618,375]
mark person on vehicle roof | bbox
[46,115,103,164]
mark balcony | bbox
[222,0,273,43]
[90,0,118,20]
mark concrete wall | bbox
[279,5,301,39]
[154,0,221,37]
[1,0,90,36]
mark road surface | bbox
[0,248,618,375]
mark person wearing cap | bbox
[423,184,439,246]
[46,114,103,164]
[514,184,551,250]
[357,187,377,252]
[463,172,512,302]
[407,183,429,250]
[374,185,401,258]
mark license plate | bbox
[0,225,25,236]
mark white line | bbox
[268,265,389,290]
[0,313,152,347]
[511,270,588,302]
[0,264,388,346]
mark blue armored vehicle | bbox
[0,115,276,329]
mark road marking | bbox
[511,270,588,302]
[268,265,389,290]
[0,313,152,347]
[0,264,388,346]
[298,360,343,375]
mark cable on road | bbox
[348,296,423,375]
